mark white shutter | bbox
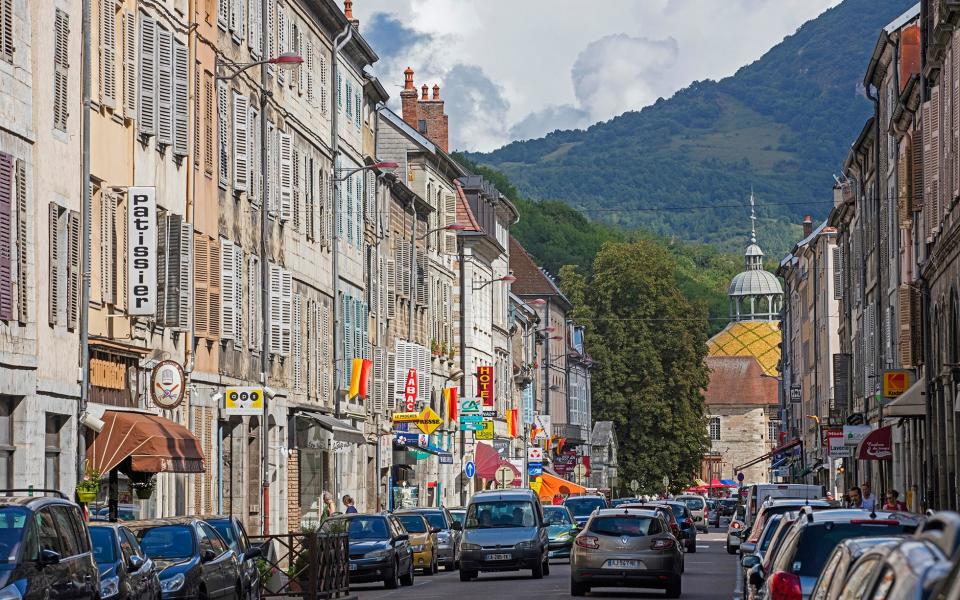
[177,219,193,330]
[173,39,189,156]
[53,10,70,131]
[269,263,282,355]
[217,0,229,29]
[99,193,115,304]
[276,5,285,84]
[306,38,314,104]
[248,105,258,206]
[372,348,385,414]
[233,92,249,192]
[99,0,117,108]
[233,246,243,347]
[137,14,156,136]
[386,258,396,319]
[387,351,397,410]
[292,294,302,389]
[321,301,330,402]
[365,170,375,222]
[319,54,327,113]
[297,28,305,95]
[266,121,275,215]
[833,246,843,300]
[278,132,293,221]
[248,0,261,59]
[249,254,260,351]
[156,26,173,146]
[417,344,429,408]
[281,268,292,356]
[445,193,457,254]
[123,10,136,118]
[235,0,245,42]
[220,238,235,340]
[217,81,229,186]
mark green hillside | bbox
[467,0,915,257]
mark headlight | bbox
[0,580,25,600]
[365,548,392,559]
[515,540,538,551]
[100,575,120,598]
[160,573,186,593]
[460,543,482,551]
[412,545,425,552]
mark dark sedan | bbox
[654,501,697,553]
[89,522,161,600]
[203,515,262,600]
[321,513,415,589]
[127,517,243,599]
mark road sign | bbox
[403,369,418,411]
[475,420,494,440]
[573,464,587,485]
[438,453,454,465]
[495,466,515,488]
[415,407,443,435]
[464,461,476,479]
[662,475,670,488]
[790,384,802,403]
[459,415,484,423]
[225,387,263,416]
[391,412,420,423]
[737,472,744,482]
[883,370,912,398]
[482,410,497,418]
[528,463,543,477]
[527,447,543,462]
[629,479,640,493]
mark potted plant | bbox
[131,475,156,499]
[76,462,101,503]
[430,339,441,356]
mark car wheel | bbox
[235,583,242,600]
[400,559,415,586]
[532,557,544,579]
[384,560,400,589]
[459,569,476,582]
[687,539,697,553]
[198,586,209,600]
[665,576,681,598]
[543,557,550,576]
[571,581,589,596]
[726,543,737,555]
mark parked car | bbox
[743,484,824,529]
[804,535,905,600]
[409,508,461,570]
[0,489,99,599]
[91,505,142,522]
[620,503,683,543]
[459,489,549,581]
[203,515,262,600]
[655,500,697,553]
[718,498,739,525]
[728,503,747,554]
[320,513,415,589]
[543,505,578,559]
[741,498,834,556]
[448,508,466,527]
[127,517,243,599]
[394,512,439,574]
[757,508,921,600]
[676,495,709,533]
[570,508,683,598]
[610,498,640,507]
[706,499,718,528]
[563,495,609,526]
[89,521,162,600]
[740,513,785,599]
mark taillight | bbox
[575,536,599,549]
[650,539,673,550]
[731,521,742,530]
[683,519,693,526]
[769,571,802,600]
[671,524,680,535]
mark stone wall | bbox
[709,405,775,483]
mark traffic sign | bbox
[475,420,494,440]
[527,447,543,462]
[629,480,640,493]
[415,407,443,435]
[573,464,587,484]
[464,461,476,479]
[438,453,454,465]
[737,472,744,482]
[528,463,543,477]
[495,466,515,488]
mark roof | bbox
[454,181,481,232]
[728,269,783,297]
[380,108,436,154]
[704,356,778,406]
[509,237,572,307]
[798,509,921,526]
[591,421,615,445]
[706,320,781,377]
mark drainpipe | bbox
[865,81,884,490]
[408,202,417,341]
[78,0,93,485]
[458,237,467,505]
[259,0,271,536]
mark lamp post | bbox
[216,49,302,536]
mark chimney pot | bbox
[403,67,415,91]
[421,84,429,101]
[802,215,813,237]
[432,84,440,100]
[344,0,353,19]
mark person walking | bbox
[343,495,358,513]
[883,490,908,511]
[860,482,876,511]
[320,491,337,522]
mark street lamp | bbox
[472,275,516,291]
[215,52,304,81]
[335,161,399,182]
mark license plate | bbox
[349,563,357,571]
[485,553,512,561]
[604,559,642,569]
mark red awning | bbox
[88,411,206,474]
[856,426,893,461]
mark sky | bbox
[353,0,843,152]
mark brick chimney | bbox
[401,67,419,130]
[399,68,450,152]
[344,0,358,28]
[802,215,813,237]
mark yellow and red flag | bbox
[444,387,459,422]
[506,408,518,437]
[348,358,372,400]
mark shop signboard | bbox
[403,369,418,411]
[827,428,850,458]
[475,420,494,440]
[127,186,157,315]
[532,415,551,442]
[224,386,263,416]
[438,453,454,465]
[477,366,494,408]
[151,361,185,410]
[882,370,912,399]
[843,425,872,447]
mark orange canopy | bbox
[87,410,205,474]
[536,471,586,501]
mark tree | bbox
[561,241,711,493]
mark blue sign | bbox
[737,472,745,482]
[395,432,427,447]
[465,461,476,479]
[460,422,484,432]
[528,463,543,477]
[459,415,484,423]
[438,453,454,465]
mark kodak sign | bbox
[477,366,494,407]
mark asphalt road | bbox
[352,530,739,600]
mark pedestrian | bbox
[320,491,336,522]
[343,495,358,514]
[847,486,862,508]
[883,490,907,511]
[860,481,876,511]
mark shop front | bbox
[293,411,365,528]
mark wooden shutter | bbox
[53,10,70,131]
[292,294,302,390]
[194,234,209,337]
[14,159,26,324]
[898,139,911,226]
[297,28,305,95]
[268,263,281,356]
[417,344,429,407]
[832,246,842,300]
[0,0,14,62]
[416,253,427,306]
[156,26,173,145]
[444,194,457,254]
[99,0,117,108]
[321,301,331,403]
[248,0,261,59]
[204,73,214,175]
[386,351,396,410]
[123,10,136,118]
[207,238,220,339]
[353,297,362,364]
[932,88,942,235]
[217,80,228,186]
[265,121,275,215]
[233,0,245,42]
[217,0,229,29]
[48,203,60,326]
[305,155,314,240]
[220,238,235,340]
[281,269,292,356]
[99,192,116,305]
[173,39,189,156]
[898,284,913,368]
[306,38,314,104]
[278,132,292,221]
[138,14,156,136]
[249,254,260,351]
[923,101,934,240]
[193,63,200,166]
[386,258,396,319]
[0,152,11,321]
[276,4,285,84]
[232,92,249,193]
[368,246,378,317]
[67,209,80,329]
[176,216,193,330]
[248,106,258,206]
[314,302,322,399]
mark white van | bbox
[675,495,709,532]
[743,484,824,528]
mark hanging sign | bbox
[475,420,494,440]
[151,360,185,409]
[225,386,264,416]
[415,407,443,435]
[391,412,420,423]
[127,186,157,315]
[403,368,418,411]
[477,366,494,407]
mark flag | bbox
[358,359,372,398]
[557,437,567,454]
[507,408,518,437]
[348,358,372,399]
[444,387,458,422]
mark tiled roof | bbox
[509,237,567,300]
[454,180,481,232]
[706,320,781,377]
[704,356,778,406]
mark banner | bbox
[444,387,458,422]
[127,187,157,315]
[403,368,417,411]
[477,366,494,407]
[348,358,371,400]
[857,426,893,461]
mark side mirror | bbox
[430,527,441,534]
[128,555,145,572]
[740,542,756,554]
[39,548,61,566]
[395,534,409,542]
[741,555,760,569]
[242,545,262,561]
[201,549,217,563]
[450,522,462,531]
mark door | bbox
[388,517,411,573]
[199,522,237,598]
[36,507,72,600]
[120,527,151,598]
[234,519,258,593]
[12,511,46,600]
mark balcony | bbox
[553,422,587,444]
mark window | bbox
[49,506,80,557]
[0,398,13,488]
[0,0,14,63]
[418,119,427,134]
[200,522,227,554]
[36,509,62,555]
[0,154,27,324]
[767,420,780,444]
[53,9,70,131]
[99,0,117,108]
[155,213,193,330]
[709,416,721,441]
[45,414,65,491]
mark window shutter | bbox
[372,348,385,414]
[14,159,26,324]
[48,203,60,326]
[867,303,876,382]
[278,132,292,221]
[99,0,117,108]
[337,72,342,109]
[232,92,249,193]
[66,209,80,329]
[292,294,302,390]
[319,54,327,113]
[120,10,136,119]
[268,263,282,356]
[345,81,352,117]
[99,192,116,304]
[445,194,457,254]
[203,73,214,175]
[297,29,305,95]
[321,301,330,402]
[898,286,913,367]
[248,0,261,59]
[217,0,229,29]
[345,175,353,245]
[910,286,923,366]
[314,302,322,398]
[832,246,843,300]
[53,10,70,131]
[173,39,189,156]
[931,88,942,234]
[923,101,933,240]
[155,26,173,145]
[207,239,220,339]
[235,0,245,42]
[0,152,11,321]
[220,238,235,340]
[305,155,314,240]
[898,139,910,226]
[216,80,228,186]
[265,0,273,75]
[248,105,259,206]
[249,254,260,351]
[156,212,167,321]
[306,39,314,104]
[233,246,243,347]
[194,234,209,337]
[0,0,13,62]
[355,93,361,128]
[386,351,396,411]
[177,218,193,330]
[386,258,396,319]
[368,247,378,317]
[276,5,285,84]
[354,297,362,363]
[291,146,300,231]
[265,121,275,215]
[281,269,292,356]
[416,253,427,306]
[417,344,429,407]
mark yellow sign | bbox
[529,480,542,494]
[416,407,443,435]
[475,420,494,440]
[392,412,420,422]
[225,387,264,416]
[882,370,912,398]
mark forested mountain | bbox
[467,0,915,257]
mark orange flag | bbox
[444,388,458,422]
[349,358,372,399]
[507,409,519,437]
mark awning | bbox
[88,411,205,474]
[856,426,893,461]
[297,411,365,445]
[734,438,802,472]
[885,379,926,418]
[536,471,586,501]
[720,479,737,487]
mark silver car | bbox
[570,508,683,598]
[458,489,550,581]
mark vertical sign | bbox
[477,365,494,408]
[403,368,418,411]
[832,353,851,414]
[127,186,157,315]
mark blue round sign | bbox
[465,461,476,479]
[737,472,745,482]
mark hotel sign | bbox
[127,187,157,315]
[477,366,494,407]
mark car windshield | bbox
[721,500,738,509]
[396,515,427,533]
[790,523,906,576]
[543,507,573,525]
[682,498,704,510]
[564,497,606,517]
[208,520,238,552]
[664,504,686,519]
[758,515,783,552]
[465,501,536,528]
[0,507,28,562]
[450,512,465,525]
[137,525,194,559]
[589,516,654,537]
[421,513,446,530]
[89,528,117,563]
[326,517,389,541]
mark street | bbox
[352,530,738,600]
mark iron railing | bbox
[249,532,350,600]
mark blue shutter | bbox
[346,175,353,245]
